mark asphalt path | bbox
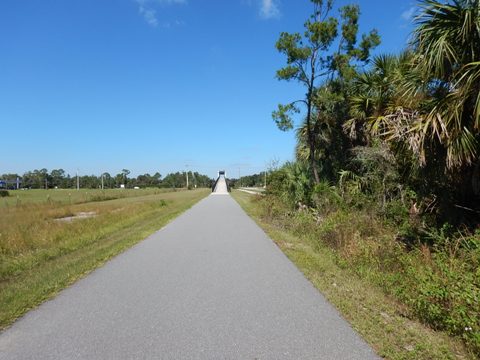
[0,193,379,359]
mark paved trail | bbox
[0,193,378,359]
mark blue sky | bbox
[1,0,416,178]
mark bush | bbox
[312,182,344,214]
[0,190,9,197]
[266,163,312,208]
[407,247,480,353]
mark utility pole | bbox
[101,173,104,190]
[76,169,80,190]
[191,171,197,188]
[185,165,189,189]
[264,170,267,188]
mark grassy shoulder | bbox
[0,189,209,330]
[231,190,474,360]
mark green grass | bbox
[0,188,210,330]
[231,190,474,360]
[1,188,176,208]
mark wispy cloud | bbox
[138,5,158,27]
[135,0,186,28]
[162,19,186,28]
[260,0,281,19]
[401,6,416,21]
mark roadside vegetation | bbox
[238,0,480,356]
[0,188,209,330]
[232,190,474,359]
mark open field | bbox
[0,188,210,330]
[231,190,474,360]
[0,188,176,208]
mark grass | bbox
[231,190,475,360]
[0,188,210,330]
[0,188,176,208]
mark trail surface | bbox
[213,174,228,194]
[0,193,378,359]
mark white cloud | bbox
[260,0,280,19]
[140,7,159,27]
[135,0,186,27]
[401,6,416,21]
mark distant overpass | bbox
[212,171,229,195]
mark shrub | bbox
[311,182,344,214]
[266,162,312,208]
[408,248,480,353]
[0,190,9,197]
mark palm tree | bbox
[347,53,413,141]
[349,0,480,171]
[410,0,480,169]
[347,52,426,164]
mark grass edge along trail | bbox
[231,190,473,360]
[0,189,209,331]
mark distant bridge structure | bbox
[212,171,230,194]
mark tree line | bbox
[0,169,213,189]
[231,172,267,188]
[273,0,480,228]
